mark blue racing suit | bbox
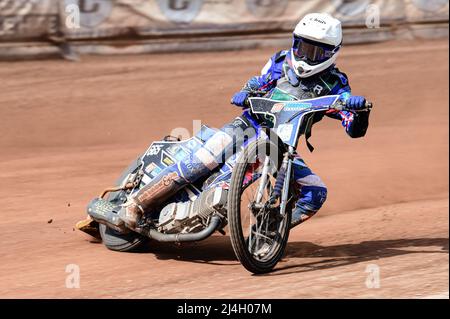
[236,50,370,226]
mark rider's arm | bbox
[325,72,371,138]
[241,50,288,94]
[329,106,371,138]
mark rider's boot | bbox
[290,207,316,228]
[75,215,101,239]
[290,185,327,229]
[289,156,328,229]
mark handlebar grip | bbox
[332,100,373,112]
[251,90,267,96]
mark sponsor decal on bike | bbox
[145,162,157,174]
[271,103,285,113]
[161,151,175,166]
[167,145,190,161]
[148,144,164,156]
[150,166,162,178]
[145,162,163,178]
[282,102,313,112]
[175,149,189,161]
[141,174,152,185]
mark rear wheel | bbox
[100,156,148,252]
[228,138,292,274]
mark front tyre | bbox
[228,138,291,274]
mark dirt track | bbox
[0,39,448,298]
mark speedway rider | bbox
[77,13,371,235]
[230,13,370,226]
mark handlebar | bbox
[241,92,373,113]
[241,90,268,109]
[250,90,269,96]
[330,100,373,112]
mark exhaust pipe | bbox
[87,198,222,242]
[137,215,222,243]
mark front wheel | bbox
[228,138,292,274]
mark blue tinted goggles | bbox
[292,35,341,65]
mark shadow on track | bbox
[265,237,449,276]
[148,236,238,266]
[145,236,448,271]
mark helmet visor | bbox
[292,36,339,65]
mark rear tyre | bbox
[100,156,148,252]
[228,138,292,274]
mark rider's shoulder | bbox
[329,66,350,86]
[261,50,288,76]
[272,50,289,63]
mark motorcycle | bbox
[82,92,372,274]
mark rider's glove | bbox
[346,95,367,110]
[231,91,249,107]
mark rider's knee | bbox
[313,186,328,210]
[292,185,327,225]
[299,185,328,212]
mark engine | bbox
[157,187,227,234]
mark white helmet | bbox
[290,13,343,78]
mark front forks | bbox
[279,146,294,217]
[255,156,271,203]
[266,146,294,216]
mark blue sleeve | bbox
[241,50,287,93]
[326,71,370,138]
